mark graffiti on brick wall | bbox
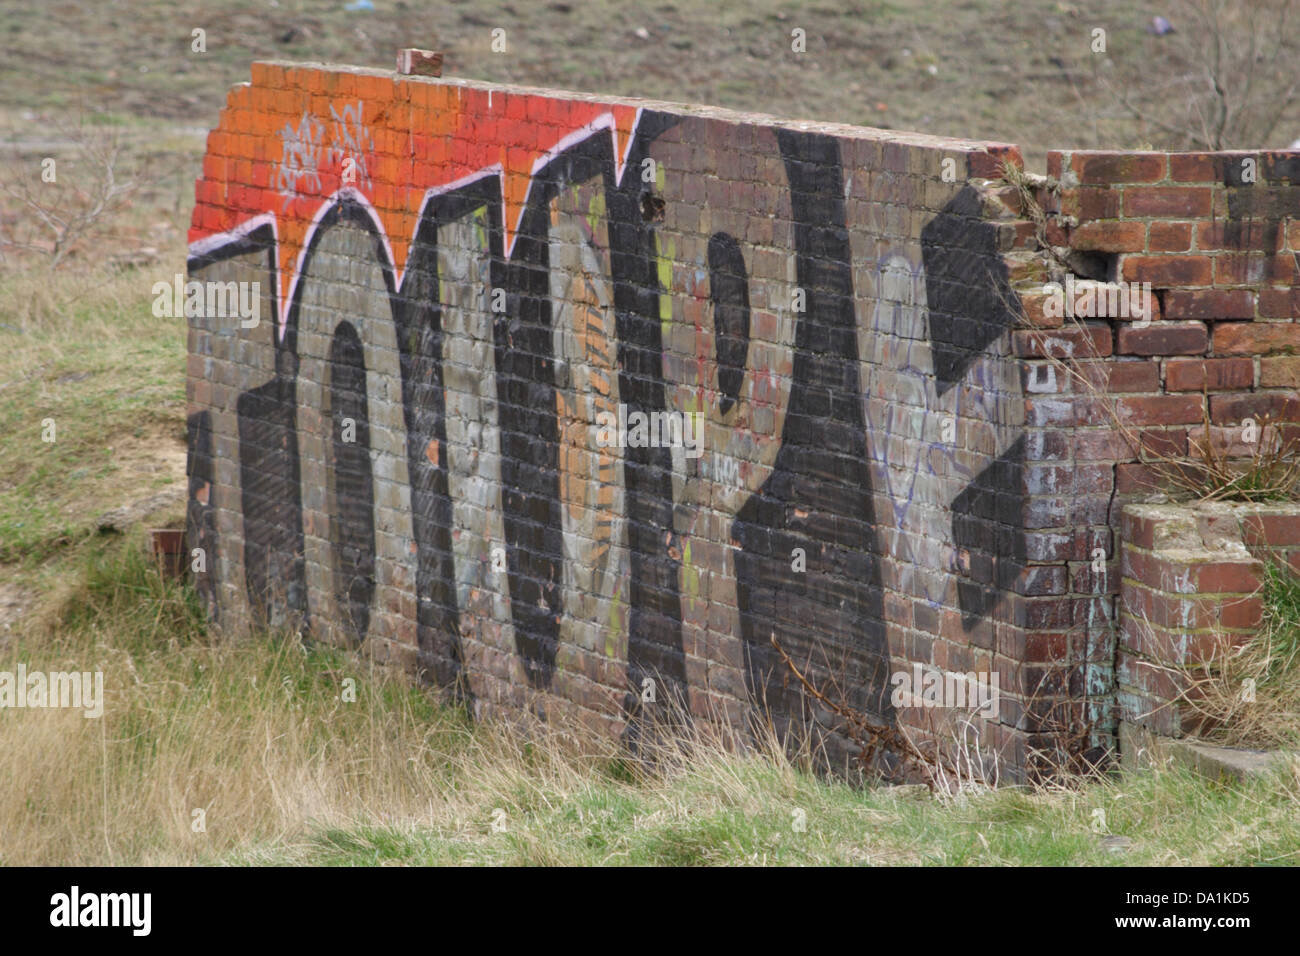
[187,77,1025,747]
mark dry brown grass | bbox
[1161,560,1300,749]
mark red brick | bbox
[1046,151,1066,180]
[1163,289,1256,320]
[1164,357,1254,391]
[1025,462,1116,496]
[1010,595,1073,630]
[1070,219,1147,252]
[1116,462,1167,493]
[1060,187,1120,221]
[988,185,1025,216]
[1209,391,1300,425]
[1259,288,1300,318]
[201,155,226,181]
[1018,290,1065,329]
[1147,221,1193,252]
[1014,565,1069,596]
[1197,219,1282,252]
[1121,582,1261,640]
[1123,545,1261,594]
[1238,511,1300,549]
[1115,393,1205,426]
[1013,323,1112,359]
[1213,322,1300,355]
[1261,356,1300,388]
[1122,186,1212,218]
[1045,280,1159,322]
[250,62,288,89]
[1168,153,1235,182]
[1192,424,1266,458]
[1215,253,1297,286]
[1005,220,1040,251]
[967,145,1022,179]
[1079,359,1161,393]
[1035,185,1061,215]
[1117,321,1208,356]
[1220,594,1265,631]
[1071,151,1167,184]
[1193,560,1264,595]
[1121,255,1213,286]
[1138,616,1248,671]
[1120,510,1165,551]
[1139,428,1188,457]
[1028,395,1105,428]
[1073,428,1141,460]
[1022,630,1070,662]
[1069,559,1115,595]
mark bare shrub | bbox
[0,118,141,269]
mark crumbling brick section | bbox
[973,147,1300,769]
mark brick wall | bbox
[185,62,1299,782]
[1118,502,1300,737]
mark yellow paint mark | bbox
[656,234,674,334]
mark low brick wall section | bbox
[1118,502,1300,737]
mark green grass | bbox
[1258,560,1300,694]
[227,747,1300,867]
[2,538,1297,866]
[0,264,187,563]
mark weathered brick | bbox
[1209,391,1300,425]
[1213,322,1300,355]
[1259,288,1300,318]
[1013,323,1113,359]
[1147,221,1193,252]
[1079,359,1161,393]
[1197,219,1281,252]
[1122,186,1212,218]
[1070,219,1146,252]
[1215,253,1296,286]
[1120,255,1213,286]
[1071,151,1167,184]
[1059,186,1120,221]
[1261,356,1300,388]
[1117,321,1208,356]
[1164,357,1254,391]
[1018,289,1065,329]
[1167,153,1221,182]
[1114,394,1205,426]
[1162,289,1255,320]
